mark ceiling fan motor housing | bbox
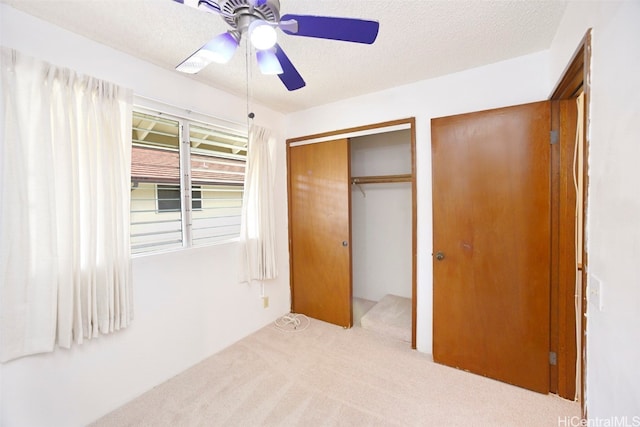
[219,0,281,31]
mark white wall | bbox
[351,182,412,301]
[351,131,412,177]
[286,50,551,354]
[351,131,413,301]
[0,5,289,427]
[548,1,640,419]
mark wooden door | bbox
[431,101,551,393]
[288,139,352,327]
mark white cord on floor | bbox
[273,313,310,332]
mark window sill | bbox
[131,237,241,259]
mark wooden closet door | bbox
[288,139,352,327]
[431,101,551,393]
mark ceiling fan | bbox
[173,0,380,91]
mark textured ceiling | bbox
[1,0,568,113]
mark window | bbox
[130,109,247,254]
[157,185,201,212]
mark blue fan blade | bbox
[274,44,305,91]
[172,0,227,16]
[197,0,222,13]
[280,14,379,44]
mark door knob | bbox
[435,251,445,261]
[342,241,349,247]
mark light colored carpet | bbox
[360,294,412,343]
[91,318,580,427]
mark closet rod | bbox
[351,174,412,184]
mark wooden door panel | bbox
[432,101,551,393]
[289,139,352,327]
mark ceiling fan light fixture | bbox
[176,32,238,73]
[175,55,209,74]
[249,20,277,50]
[204,31,239,63]
[256,49,283,75]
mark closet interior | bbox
[350,129,414,345]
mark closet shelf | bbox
[351,174,412,184]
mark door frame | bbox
[287,117,417,348]
[549,29,591,411]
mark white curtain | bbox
[0,47,133,362]
[239,125,278,283]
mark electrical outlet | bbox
[589,274,604,311]
[262,296,269,309]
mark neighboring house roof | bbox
[131,145,245,185]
